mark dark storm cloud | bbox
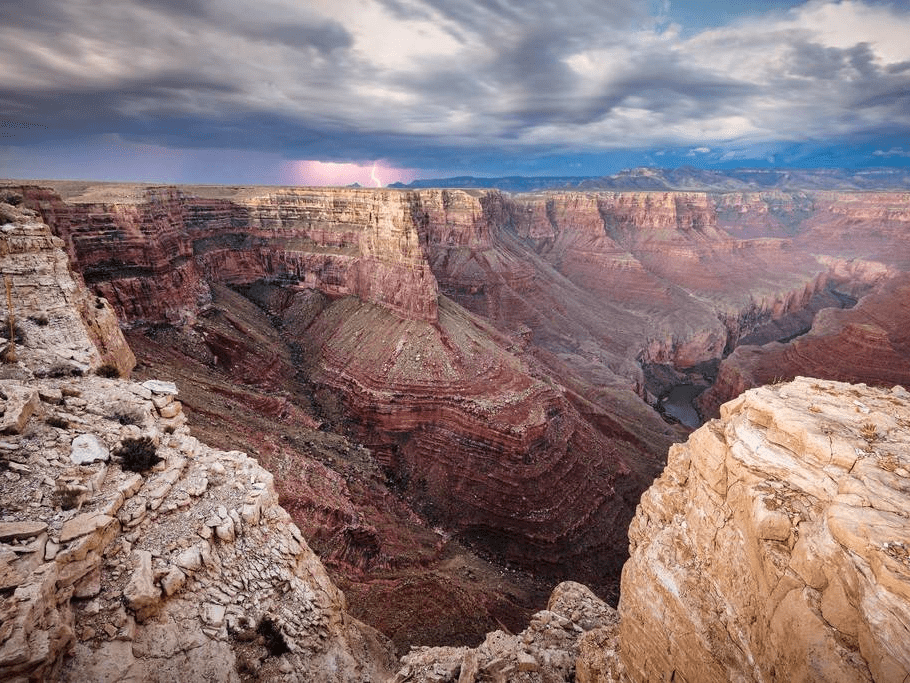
[0,0,909,176]
[237,21,353,52]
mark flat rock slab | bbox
[0,384,39,434]
[141,380,178,396]
[71,434,109,464]
[0,521,48,542]
[60,512,114,544]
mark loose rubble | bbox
[392,581,622,682]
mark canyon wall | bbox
[0,201,395,681]
[701,271,910,417]
[616,377,910,682]
[22,186,438,324]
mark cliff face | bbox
[701,271,910,417]
[616,377,910,682]
[0,200,394,681]
[296,295,642,583]
[22,186,438,324]
[0,195,134,376]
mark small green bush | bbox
[115,436,161,472]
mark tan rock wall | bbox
[615,377,910,682]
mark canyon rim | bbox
[0,175,908,680]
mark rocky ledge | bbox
[616,376,910,682]
[0,201,394,681]
[0,375,394,682]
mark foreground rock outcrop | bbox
[393,581,621,683]
[0,201,394,681]
[615,377,910,682]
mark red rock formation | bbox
[701,272,910,417]
[22,185,438,324]
[286,293,649,586]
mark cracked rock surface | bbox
[0,203,394,682]
[613,377,910,683]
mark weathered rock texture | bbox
[701,272,910,417]
[392,581,621,683]
[0,204,394,681]
[0,198,134,377]
[615,377,910,682]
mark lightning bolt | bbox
[370,162,382,188]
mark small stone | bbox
[202,602,226,627]
[103,623,118,638]
[161,566,186,596]
[124,550,161,622]
[60,512,114,543]
[157,401,182,419]
[176,545,203,572]
[151,394,173,409]
[516,651,539,672]
[0,385,39,434]
[215,518,235,543]
[0,521,48,542]
[70,433,110,465]
[141,380,178,396]
[38,387,63,405]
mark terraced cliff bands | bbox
[9,180,910,654]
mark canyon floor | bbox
[3,179,910,658]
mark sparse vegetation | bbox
[95,362,121,378]
[38,362,83,378]
[109,407,143,426]
[45,415,70,429]
[55,481,89,510]
[115,436,161,472]
[860,422,879,443]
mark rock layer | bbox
[616,377,910,682]
[0,204,394,681]
[701,272,910,417]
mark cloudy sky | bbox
[1,0,909,185]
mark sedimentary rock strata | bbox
[701,273,910,417]
[296,294,645,584]
[615,377,910,682]
[0,205,395,681]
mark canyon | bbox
[0,189,908,681]
[5,180,909,653]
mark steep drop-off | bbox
[10,180,910,654]
[616,377,910,682]
[0,200,395,681]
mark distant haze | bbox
[1,0,909,184]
